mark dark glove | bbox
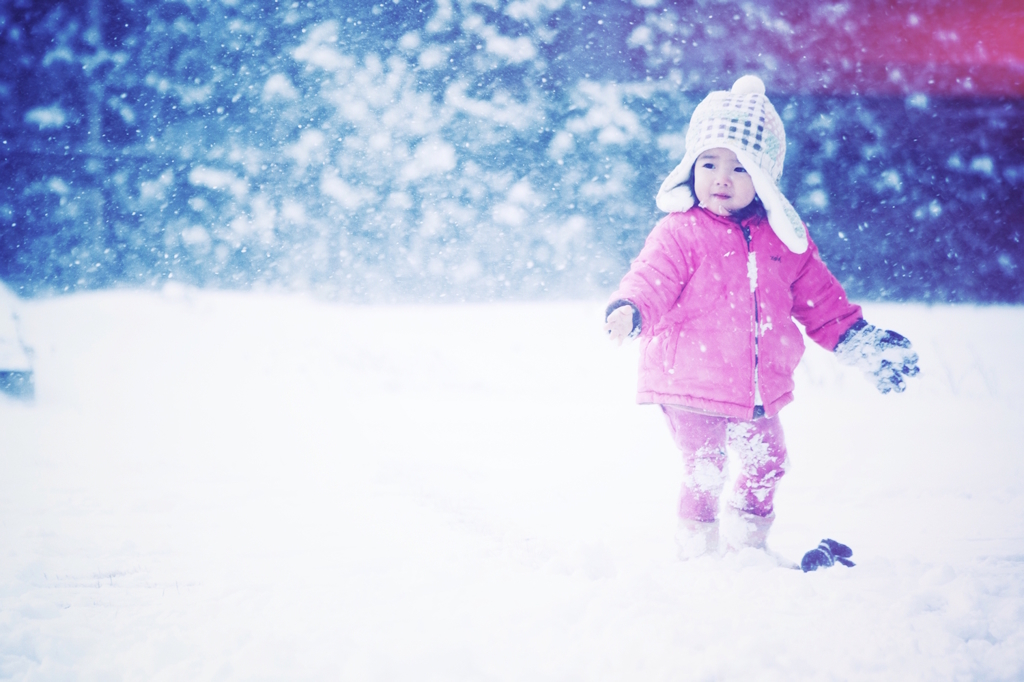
[835,319,920,394]
[801,539,855,572]
[605,300,641,339]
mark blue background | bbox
[2,0,1022,302]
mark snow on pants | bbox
[661,405,788,523]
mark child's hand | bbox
[604,305,635,346]
[835,320,920,393]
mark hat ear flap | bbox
[656,156,697,213]
[734,149,808,254]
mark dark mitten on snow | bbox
[835,319,920,393]
[801,539,856,572]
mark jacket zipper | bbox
[741,224,760,417]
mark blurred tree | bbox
[1,0,1022,302]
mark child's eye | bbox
[735,167,747,173]
[701,162,715,169]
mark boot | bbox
[675,518,720,560]
[722,508,774,551]
[721,508,797,568]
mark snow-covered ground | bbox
[1,288,1023,680]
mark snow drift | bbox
[0,289,1022,679]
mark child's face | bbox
[693,148,756,217]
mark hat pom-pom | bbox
[731,75,766,96]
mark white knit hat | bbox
[655,75,808,254]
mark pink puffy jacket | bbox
[609,207,862,419]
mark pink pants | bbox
[661,405,788,523]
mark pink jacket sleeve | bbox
[790,234,863,351]
[608,216,692,336]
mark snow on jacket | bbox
[609,207,862,419]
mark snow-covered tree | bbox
[2,0,1022,301]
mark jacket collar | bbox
[695,206,766,231]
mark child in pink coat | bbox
[605,76,919,560]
